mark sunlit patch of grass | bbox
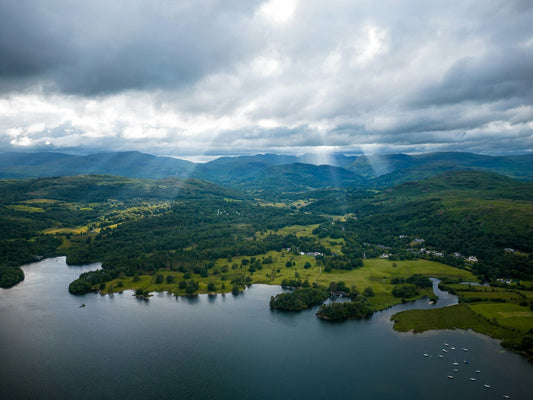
[391,304,521,340]
[43,227,88,234]
[5,204,45,213]
[257,224,321,238]
[470,303,533,333]
[21,199,59,204]
[100,254,475,313]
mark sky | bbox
[0,0,532,160]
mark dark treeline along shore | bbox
[1,151,533,361]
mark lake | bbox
[1,257,532,399]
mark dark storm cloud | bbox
[0,0,263,95]
[412,49,533,107]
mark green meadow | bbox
[100,252,475,312]
[391,304,522,341]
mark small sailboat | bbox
[452,362,459,366]
[447,375,454,379]
[462,348,468,352]
[484,384,490,388]
[453,369,459,372]
[438,355,444,358]
[503,395,510,399]
[475,369,480,373]
[469,377,477,381]
[442,349,448,353]
[444,343,449,346]
[451,347,456,350]
[423,353,429,357]
[463,360,469,364]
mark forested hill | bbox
[383,170,533,202]
[0,175,245,203]
[346,152,533,185]
[0,151,194,179]
[309,170,533,279]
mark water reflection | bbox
[0,258,532,400]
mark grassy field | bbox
[314,258,475,310]
[391,304,522,340]
[5,204,45,213]
[256,224,321,238]
[470,303,533,333]
[100,252,476,311]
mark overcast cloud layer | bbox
[1,0,532,158]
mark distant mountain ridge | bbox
[1,150,532,190]
[0,151,195,179]
[347,152,533,186]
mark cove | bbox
[1,257,532,400]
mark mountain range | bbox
[1,150,532,191]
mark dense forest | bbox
[1,169,532,291]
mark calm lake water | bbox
[1,257,532,400]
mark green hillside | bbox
[308,170,533,280]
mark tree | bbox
[363,287,375,297]
[166,275,175,284]
[185,281,198,294]
[207,282,216,292]
[68,278,92,294]
[155,274,164,284]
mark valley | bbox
[1,151,532,362]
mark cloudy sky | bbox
[1,0,532,159]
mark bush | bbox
[185,281,199,294]
[392,284,419,298]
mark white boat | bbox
[475,369,480,373]
[442,349,448,353]
[444,343,449,346]
[452,362,459,366]
[462,348,468,352]
[470,378,477,381]
[504,395,510,399]
[451,347,456,350]
[438,355,444,358]
[453,369,459,372]
[424,353,429,357]
[484,384,490,388]
[447,375,454,379]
